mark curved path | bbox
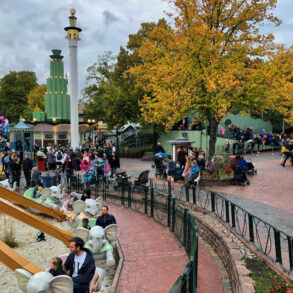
[121,154,293,235]
[108,204,223,293]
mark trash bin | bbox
[41,174,57,188]
[37,157,47,172]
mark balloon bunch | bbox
[0,116,5,127]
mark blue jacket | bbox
[237,159,248,171]
[189,165,200,179]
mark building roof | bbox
[9,120,33,132]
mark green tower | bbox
[44,49,70,121]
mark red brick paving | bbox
[108,204,223,293]
[211,156,293,214]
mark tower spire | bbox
[64,8,81,150]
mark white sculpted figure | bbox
[68,197,103,224]
[14,266,105,293]
[0,179,17,191]
[43,184,66,209]
[75,224,117,266]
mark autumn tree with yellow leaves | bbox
[130,0,293,159]
[27,84,46,112]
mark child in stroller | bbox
[246,158,257,175]
[153,153,167,179]
[83,165,96,185]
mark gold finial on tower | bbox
[64,8,82,40]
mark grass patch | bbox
[0,216,19,248]
[245,257,293,292]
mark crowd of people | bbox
[159,146,206,182]
[226,127,286,155]
[0,140,120,190]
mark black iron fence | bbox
[169,182,293,275]
[63,175,198,293]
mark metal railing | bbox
[171,183,293,275]
[63,175,199,293]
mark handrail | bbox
[180,184,293,274]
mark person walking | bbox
[46,147,56,170]
[109,152,119,178]
[22,153,33,188]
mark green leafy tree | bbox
[0,71,37,122]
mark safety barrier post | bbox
[231,203,236,228]
[183,208,188,248]
[121,184,125,206]
[274,229,283,264]
[211,192,215,213]
[248,214,254,243]
[77,175,80,193]
[192,186,196,205]
[168,194,171,228]
[171,196,176,232]
[150,186,154,218]
[128,183,131,208]
[225,200,230,223]
[185,185,190,202]
[144,187,148,215]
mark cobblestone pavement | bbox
[109,203,223,293]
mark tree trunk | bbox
[208,117,219,160]
[152,125,159,153]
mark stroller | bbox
[232,165,250,186]
[246,158,257,175]
[153,156,167,179]
[83,165,96,185]
[186,171,201,186]
[114,168,131,191]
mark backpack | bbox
[57,151,62,160]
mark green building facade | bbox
[36,49,70,121]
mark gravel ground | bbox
[0,213,116,292]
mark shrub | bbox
[120,145,153,158]
[0,216,19,248]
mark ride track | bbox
[0,188,73,274]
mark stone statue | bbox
[75,224,117,266]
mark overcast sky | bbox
[0,0,292,98]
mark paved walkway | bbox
[108,204,223,293]
[120,154,293,235]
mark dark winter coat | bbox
[64,248,95,293]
